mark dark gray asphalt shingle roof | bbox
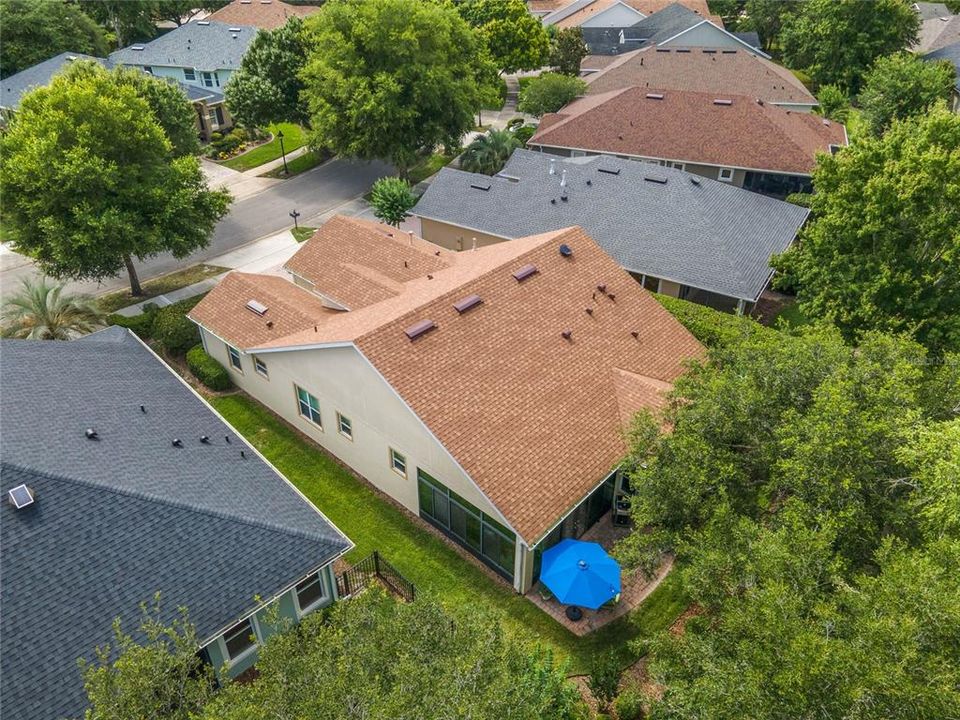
[413,149,808,301]
[1,328,350,720]
[109,20,257,71]
[924,41,960,90]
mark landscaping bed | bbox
[216,123,306,171]
[97,264,226,313]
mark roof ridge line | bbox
[0,460,346,548]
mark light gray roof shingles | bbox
[0,328,350,720]
[109,20,257,71]
[413,149,808,301]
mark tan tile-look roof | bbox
[207,0,318,30]
[284,216,453,310]
[188,272,335,350]
[583,47,817,106]
[191,218,703,543]
[530,86,847,175]
[546,0,720,28]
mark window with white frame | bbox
[222,618,257,661]
[184,68,196,81]
[718,167,734,182]
[296,385,322,427]
[337,412,352,440]
[294,572,327,615]
[390,448,407,477]
[254,356,268,377]
[202,71,216,88]
[227,344,242,371]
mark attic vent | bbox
[690,177,701,186]
[559,244,573,257]
[8,484,34,510]
[228,27,243,32]
[470,183,491,191]
[597,167,621,175]
[655,48,670,52]
[453,294,483,314]
[702,49,717,53]
[644,175,668,184]
[404,319,437,340]
[131,45,145,51]
[240,0,251,3]
[512,264,538,282]
[197,20,210,25]
[722,49,737,54]
[645,93,664,100]
[713,99,733,106]
[246,299,268,316]
[676,48,691,53]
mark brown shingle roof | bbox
[584,47,817,106]
[190,220,703,543]
[284,216,453,310]
[547,0,720,28]
[188,272,335,350]
[530,86,846,175]
[207,0,318,30]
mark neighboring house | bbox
[413,149,808,313]
[582,45,817,111]
[188,216,703,595]
[559,2,765,57]
[924,41,960,111]
[0,51,232,140]
[536,0,718,27]
[913,2,960,51]
[0,327,351,720]
[527,86,847,196]
[209,0,319,30]
[110,20,256,92]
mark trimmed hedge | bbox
[655,294,779,348]
[107,295,206,354]
[186,344,233,391]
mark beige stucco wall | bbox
[417,217,507,251]
[659,23,746,50]
[657,279,682,298]
[199,327,533,591]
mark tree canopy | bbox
[550,27,588,76]
[858,52,957,136]
[781,0,920,92]
[0,0,108,78]
[369,177,417,227]
[460,129,520,175]
[458,0,551,74]
[517,72,586,117]
[225,17,310,128]
[0,62,231,295]
[301,0,497,175]
[772,105,960,354]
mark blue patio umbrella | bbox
[539,539,621,610]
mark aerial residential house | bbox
[923,41,960,112]
[413,149,808,313]
[582,46,817,112]
[188,216,703,595]
[1,327,351,720]
[208,0,320,30]
[913,3,960,52]
[527,87,847,196]
[110,20,255,93]
[0,51,232,140]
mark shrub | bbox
[587,651,622,712]
[152,304,200,355]
[506,116,525,130]
[816,84,849,123]
[654,294,779,348]
[369,176,417,226]
[613,688,645,720]
[513,124,537,145]
[107,304,158,340]
[186,344,232,391]
[785,192,813,208]
[517,72,586,117]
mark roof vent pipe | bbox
[172,439,183,448]
[200,435,210,444]
[561,330,573,340]
[549,158,556,176]
[85,428,99,440]
[140,405,146,413]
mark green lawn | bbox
[97,264,228,313]
[291,226,318,243]
[772,300,813,330]
[408,151,459,185]
[260,150,330,179]
[209,394,688,674]
[220,123,306,172]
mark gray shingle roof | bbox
[924,41,960,90]
[413,149,808,301]
[1,328,350,720]
[109,20,257,72]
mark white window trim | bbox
[718,167,734,182]
[254,356,268,378]
[336,412,353,440]
[293,573,330,618]
[295,384,322,429]
[227,344,243,373]
[184,68,196,81]
[219,616,260,666]
[390,448,407,478]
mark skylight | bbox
[8,484,34,510]
[246,299,268,316]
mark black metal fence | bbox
[336,551,415,603]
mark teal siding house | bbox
[0,327,351,720]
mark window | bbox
[254,356,268,377]
[570,150,586,158]
[184,68,196,81]
[390,448,407,477]
[294,573,327,615]
[215,106,225,126]
[718,167,734,182]
[227,344,242,372]
[223,618,256,660]
[337,412,352,439]
[666,161,685,170]
[202,71,215,88]
[296,385,322,427]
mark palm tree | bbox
[459,129,520,176]
[1,276,106,340]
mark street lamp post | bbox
[277,129,289,175]
[289,209,301,230]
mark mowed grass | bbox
[209,394,688,674]
[291,226,318,243]
[407,151,459,185]
[221,123,305,172]
[97,264,228,313]
[260,150,330,179]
